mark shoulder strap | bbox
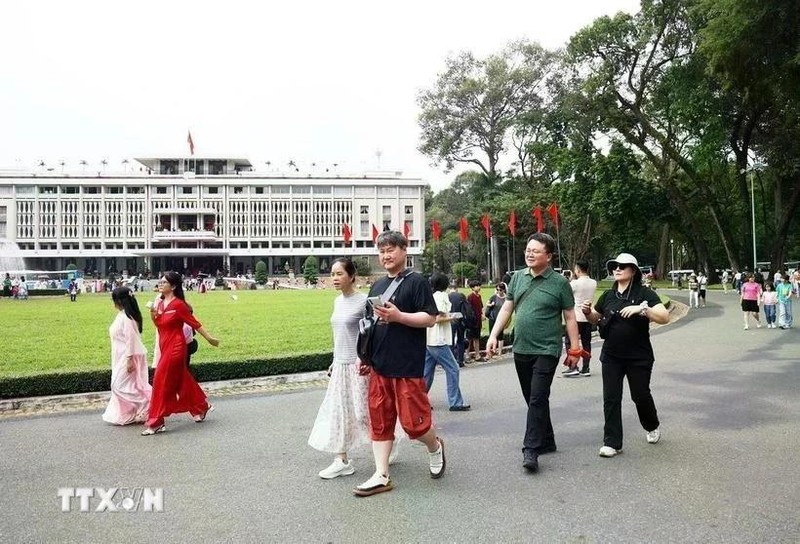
[514,279,540,308]
[380,268,410,302]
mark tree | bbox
[255,260,268,285]
[418,40,558,182]
[303,256,319,286]
[451,262,478,286]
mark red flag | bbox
[508,210,517,237]
[187,131,195,156]
[431,220,441,241]
[547,202,560,227]
[342,223,352,244]
[459,217,468,243]
[403,222,411,238]
[533,205,544,233]
[481,214,492,239]
[371,224,379,244]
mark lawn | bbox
[0,287,499,378]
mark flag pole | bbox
[555,220,563,269]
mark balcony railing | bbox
[151,229,218,242]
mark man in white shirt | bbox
[564,261,597,377]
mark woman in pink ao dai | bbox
[103,286,152,425]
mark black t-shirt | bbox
[596,283,662,362]
[369,271,438,378]
[448,291,468,328]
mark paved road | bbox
[1,291,798,543]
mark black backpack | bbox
[460,295,477,329]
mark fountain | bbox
[0,240,27,274]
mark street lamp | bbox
[741,163,765,272]
[670,238,675,285]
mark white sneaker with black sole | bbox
[564,369,581,377]
[318,458,355,479]
[646,428,661,444]
[598,446,622,457]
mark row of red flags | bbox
[341,204,560,244]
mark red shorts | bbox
[368,371,432,441]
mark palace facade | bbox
[0,157,427,277]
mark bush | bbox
[28,289,68,297]
[355,257,372,277]
[452,262,477,285]
[303,255,319,286]
[255,260,268,285]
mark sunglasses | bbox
[612,264,634,271]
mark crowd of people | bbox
[34,226,791,498]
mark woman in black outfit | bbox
[581,253,669,458]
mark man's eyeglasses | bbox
[524,249,548,255]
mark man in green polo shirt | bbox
[487,232,581,473]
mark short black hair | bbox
[430,272,450,293]
[575,260,589,273]
[526,232,556,254]
[468,279,481,288]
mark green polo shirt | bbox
[507,266,574,357]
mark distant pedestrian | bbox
[447,284,468,367]
[466,280,485,362]
[734,270,743,294]
[563,261,596,377]
[721,270,730,294]
[762,283,778,329]
[581,253,670,458]
[68,280,78,302]
[688,273,699,308]
[698,272,708,307]
[102,286,152,425]
[485,282,507,359]
[740,274,762,330]
[308,258,372,479]
[142,271,220,436]
[776,274,793,329]
[2,273,11,297]
[424,272,470,412]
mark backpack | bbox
[460,296,477,329]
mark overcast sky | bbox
[0,0,640,192]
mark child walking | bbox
[763,283,778,329]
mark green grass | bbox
[0,284,670,379]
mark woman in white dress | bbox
[308,258,372,479]
[102,286,152,425]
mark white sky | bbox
[0,0,640,192]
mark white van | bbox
[667,269,695,280]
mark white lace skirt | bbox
[308,362,371,453]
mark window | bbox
[156,187,168,194]
[233,187,244,194]
[293,185,311,194]
[404,205,413,216]
[126,187,144,194]
[181,186,194,195]
[273,186,290,194]
[160,160,179,175]
[254,187,264,194]
[84,186,100,194]
[378,187,395,197]
[63,186,79,194]
[208,187,219,194]
[17,186,35,194]
[39,186,58,194]
[106,187,123,194]
[360,205,369,215]
[382,205,392,231]
[312,185,331,194]
[360,220,370,237]
[333,186,352,196]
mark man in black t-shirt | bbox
[353,231,445,497]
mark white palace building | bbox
[0,157,428,277]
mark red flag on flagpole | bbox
[342,223,352,244]
[533,205,544,233]
[371,224,379,244]
[431,220,441,241]
[508,210,517,237]
[187,131,195,156]
[481,214,492,239]
[403,222,411,238]
[547,202,560,227]
[459,217,468,243]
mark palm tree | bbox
[101,159,108,173]
[59,160,66,173]
[79,160,88,172]
[122,159,129,173]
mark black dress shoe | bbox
[538,444,557,454]
[522,452,539,472]
[449,405,471,412]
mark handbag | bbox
[356,270,410,365]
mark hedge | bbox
[0,352,332,399]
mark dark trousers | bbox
[450,323,466,365]
[601,355,659,450]
[563,322,593,372]
[514,353,558,454]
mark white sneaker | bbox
[353,472,393,496]
[318,458,355,479]
[743,325,749,330]
[646,428,661,444]
[598,446,622,457]
[428,438,446,479]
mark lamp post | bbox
[741,163,764,272]
[670,238,675,285]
